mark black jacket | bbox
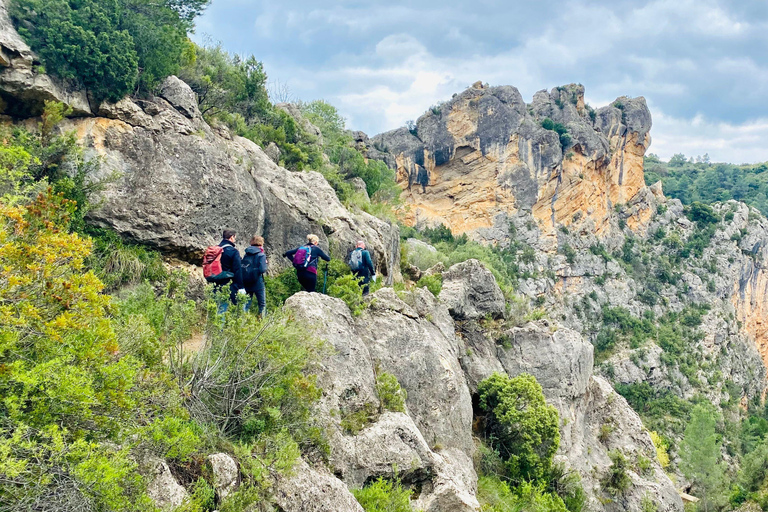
[219,239,243,290]
[242,246,268,292]
[284,244,330,272]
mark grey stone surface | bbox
[276,102,324,145]
[158,75,200,119]
[264,141,281,163]
[143,455,189,510]
[48,89,401,282]
[284,290,480,511]
[273,458,364,512]
[439,259,506,320]
[207,453,239,500]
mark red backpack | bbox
[202,246,234,283]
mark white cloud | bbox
[649,110,768,163]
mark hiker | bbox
[416,165,429,194]
[203,229,244,314]
[242,235,268,316]
[348,240,376,295]
[283,234,330,293]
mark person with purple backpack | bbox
[283,234,331,292]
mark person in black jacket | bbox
[283,234,330,293]
[217,229,244,314]
[348,241,376,295]
[243,235,268,316]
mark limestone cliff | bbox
[366,82,652,246]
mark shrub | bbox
[686,201,720,225]
[0,191,158,509]
[328,273,367,315]
[478,373,560,482]
[477,475,567,512]
[353,477,414,512]
[376,372,407,413]
[602,450,631,496]
[416,273,443,296]
[185,309,324,443]
[650,431,670,468]
[10,0,204,102]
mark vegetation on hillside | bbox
[645,153,768,216]
[9,0,205,102]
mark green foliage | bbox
[680,404,728,510]
[340,402,378,435]
[416,273,443,296]
[10,0,205,102]
[0,191,178,509]
[478,373,560,483]
[264,267,302,310]
[179,43,270,123]
[644,154,768,216]
[376,372,407,413]
[353,477,415,512]
[328,272,366,316]
[477,475,567,512]
[686,201,721,225]
[602,450,631,496]
[184,307,324,443]
[85,227,168,290]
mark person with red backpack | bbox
[283,234,330,293]
[202,229,244,314]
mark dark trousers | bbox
[245,275,266,315]
[353,269,371,295]
[297,268,318,292]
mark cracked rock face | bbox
[439,259,506,320]
[283,282,682,512]
[367,83,653,244]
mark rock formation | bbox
[280,266,683,512]
[366,82,653,246]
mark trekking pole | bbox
[322,262,330,294]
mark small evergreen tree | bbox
[680,404,727,511]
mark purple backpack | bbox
[292,245,312,269]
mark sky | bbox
[194,0,768,164]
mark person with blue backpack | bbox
[242,235,268,316]
[283,234,331,292]
[348,240,376,295]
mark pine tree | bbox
[679,404,727,511]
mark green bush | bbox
[328,273,366,316]
[477,475,567,512]
[478,373,560,483]
[10,0,204,102]
[376,372,406,413]
[416,273,443,296]
[353,477,414,512]
[602,450,631,496]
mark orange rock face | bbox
[370,83,653,244]
[733,268,768,369]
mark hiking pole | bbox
[322,262,330,294]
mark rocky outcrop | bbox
[207,453,239,500]
[0,0,92,116]
[284,290,479,512]
[367,82,653,245]
[439,259,506,320]
[273,458,364,512]
[284,276,682,512]
[43,78,402,280]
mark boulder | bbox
[348,176,369,199]
[143,455,188,510]
[207,453,239,500]
[272,459,364,512]
[264,141,281,163]
[439,259,505,320]
[48,88,401,281]
[276,103,324,145]
[158,75,200,119]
